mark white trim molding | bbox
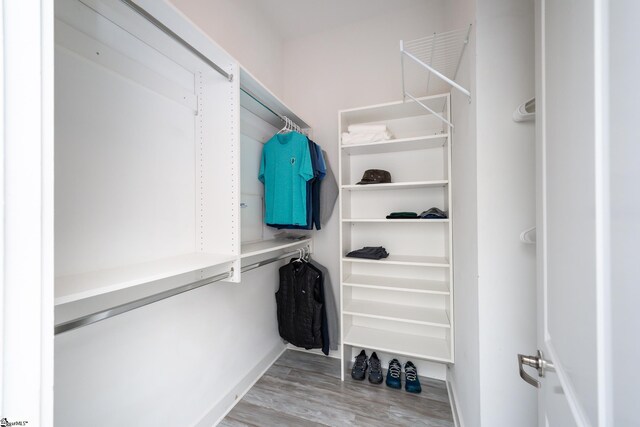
[1,0,55,425]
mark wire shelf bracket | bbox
[400,25,472,125]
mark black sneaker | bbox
[386,358,402,389]
[404,361,422,393]
[351,350,368,380]
[368,352,383,384]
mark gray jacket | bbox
[309,257,339,351]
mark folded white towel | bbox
[347,124,388,134]
[341,131,393,144]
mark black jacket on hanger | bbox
[276,260,323,350]
[306,260,330,355]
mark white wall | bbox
[280,0,449,378]
[54,3,288,425]
[444,0,481,424]
[610,0,640,424]
[169,0,285,97]
[475,0,537,425]
[55,266,285,426]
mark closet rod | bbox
[242,245,310,274]
[54,269,232,335]
[54,245,311,335]
[241,87,282,121]
[119,0,233,82]
[240,87,305,131]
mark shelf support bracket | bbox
[404,91,454,128]
[401,49,471,100]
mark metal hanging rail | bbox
[240,86,304,133]
[55,270,232,335]
[119,0,233,82]
[54,245,311,335]
[242,245,310,274]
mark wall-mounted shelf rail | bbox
[239,67,310,132]
[400,25,472,126]
[119,0,233,81]
[55,244,312,335]
[241,245,310,273]
[55,253,237,305]
[241,238,312,259]
[55,269,233,335]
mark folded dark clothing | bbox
[346,246,389,260]
[386,211,418,219]
[419,207,448,219]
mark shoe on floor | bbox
[368,352,383,384]
[386,358,402,389]
[351,350,368,380]
[404,361,422,393]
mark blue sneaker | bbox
[404,361,422,393]
[386,359,402,389]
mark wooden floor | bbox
[220,350,454,427]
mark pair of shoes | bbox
[351,350,383,384]
[386,359,422,393]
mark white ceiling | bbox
[254,0,433,40]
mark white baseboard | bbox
[195,342,286,427]
[286,344,341,359]
[446,369,464,427]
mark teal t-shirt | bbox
[259,132,314,226]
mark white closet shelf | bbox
[240,238,311,259]
[55,252,236,305]
[340,94,448,124]
[343,325,451,362]
[342,218,449,223]
[340,134,447,155]
[343,274,449,295]
[341,180,448,191]
[344,299,450,328]
[342,254,449,268]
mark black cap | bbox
[356,169,392,185]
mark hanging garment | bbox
[319,149,338,226]
[276,260,323,350]
[310,143,326,230]
[259,131,313,226]
[268,140,325,230]
[267,139,318,230]
[305,261,329,355]
[307,257,339,352]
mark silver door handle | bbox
[518,350,554,389]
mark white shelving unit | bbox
[55,252,238,305]
[341,180,448,191]
[342,218,449,223]
[54,0,241,310]
[54,0,312,316]
[338,93,454,379]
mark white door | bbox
[526,0,610,425]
